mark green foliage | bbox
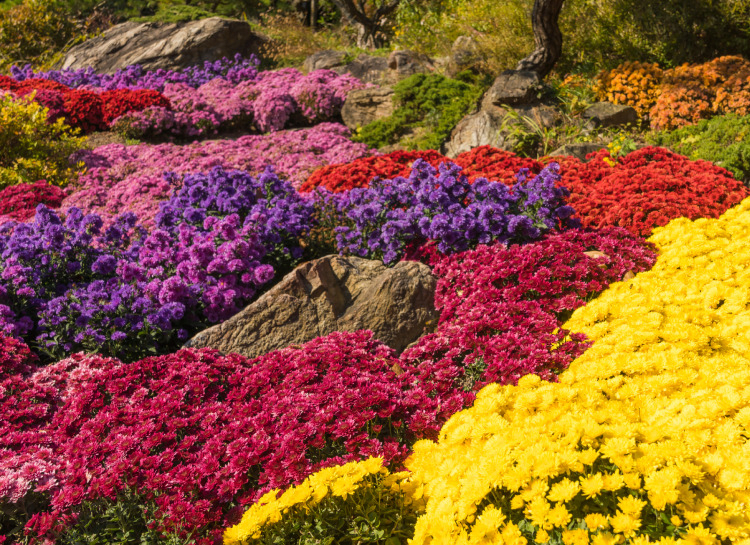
[651,113,750,184]
[394,0,750,75]
[354,72,484,151]
[250,475,417,545]
[0,94,84,188]
[56,489,193,545]
[0,0,80,70]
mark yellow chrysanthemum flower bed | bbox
[407,197,750,544]
[226,197,750,544]
[224,457,423,544]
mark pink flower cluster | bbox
[0,331,422,543]
[64,123,376,228]
[398,228,658,427]
[113,69,368,138]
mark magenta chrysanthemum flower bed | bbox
[63,123,376,227]
[0,331,422,543]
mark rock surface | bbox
[302,49,347,72]
[57,17,267,73]
[341,87,395,129]
[446,36,485,77]
[185,255,439,358]
[387,49,434,78]
[581,102,639,128]
[444,109,511,157]
[483,70,542,107]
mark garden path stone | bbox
[57,17,267,73]
[185,255,438,358]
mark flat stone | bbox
[303,50,347,72]
[341,87,395,129]
[582,102,639,128]
[483,70,542,107]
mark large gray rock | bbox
[443,103,560,158]
[443,109,511,157]
[341,87,395,129]
[57,17,267,73]
[483,70,542,107]
[185,255,438,359]
[581,102,639,128]
[303,49,347,73]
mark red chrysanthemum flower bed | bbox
[0,181,66,223]
[300,146,544,193]
[299,150,446,193]
[0,77,171,133]
[546,146,749,237]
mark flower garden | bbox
[2,44,750,545]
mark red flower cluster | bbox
[300,147,544,193]
[100,89,171,125]
[0,77,170,133]
[300,150,446,193]
[0,331,432,543]
[546,146,749,237]
[453,145,543,181]
[0,181,66,223]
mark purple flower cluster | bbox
[9,54,260,91]
[333,159,577,264]
[0,203,278,362]
[113,68,368,138]
[156,166,314,273]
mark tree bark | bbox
[330,0,400,49]
[516,0,565,78]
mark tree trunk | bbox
[311,0,319,29]
[516,0,565,78]
[331,0,400,49]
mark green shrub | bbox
[354,72,484,151]
[0,94,84,188]
[651,113,750,184]
[0,0,79,70]
[394,0,750,75]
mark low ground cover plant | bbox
[353,73,484,151]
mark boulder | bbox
[387,49,434,78]
[482,70,542,108]
[185,255,439,359]
[57,17,267,73]
[581,102,639,128]
[549,142,607,161]
[303,49,347,73]
[341,87,395,129]
[340,54,391,84]
[443,103,560,158]
[443,109,513,157]
[446,36,485,77]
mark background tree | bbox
[515,0,564,77]
[329,0,399,48]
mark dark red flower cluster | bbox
[0,181,66,223]
[300,147,544,193]
[0,77,170,133]
[399,228,658,428]
[545,146,749,237]
[300,150,446,193]
[0,331,433,543]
